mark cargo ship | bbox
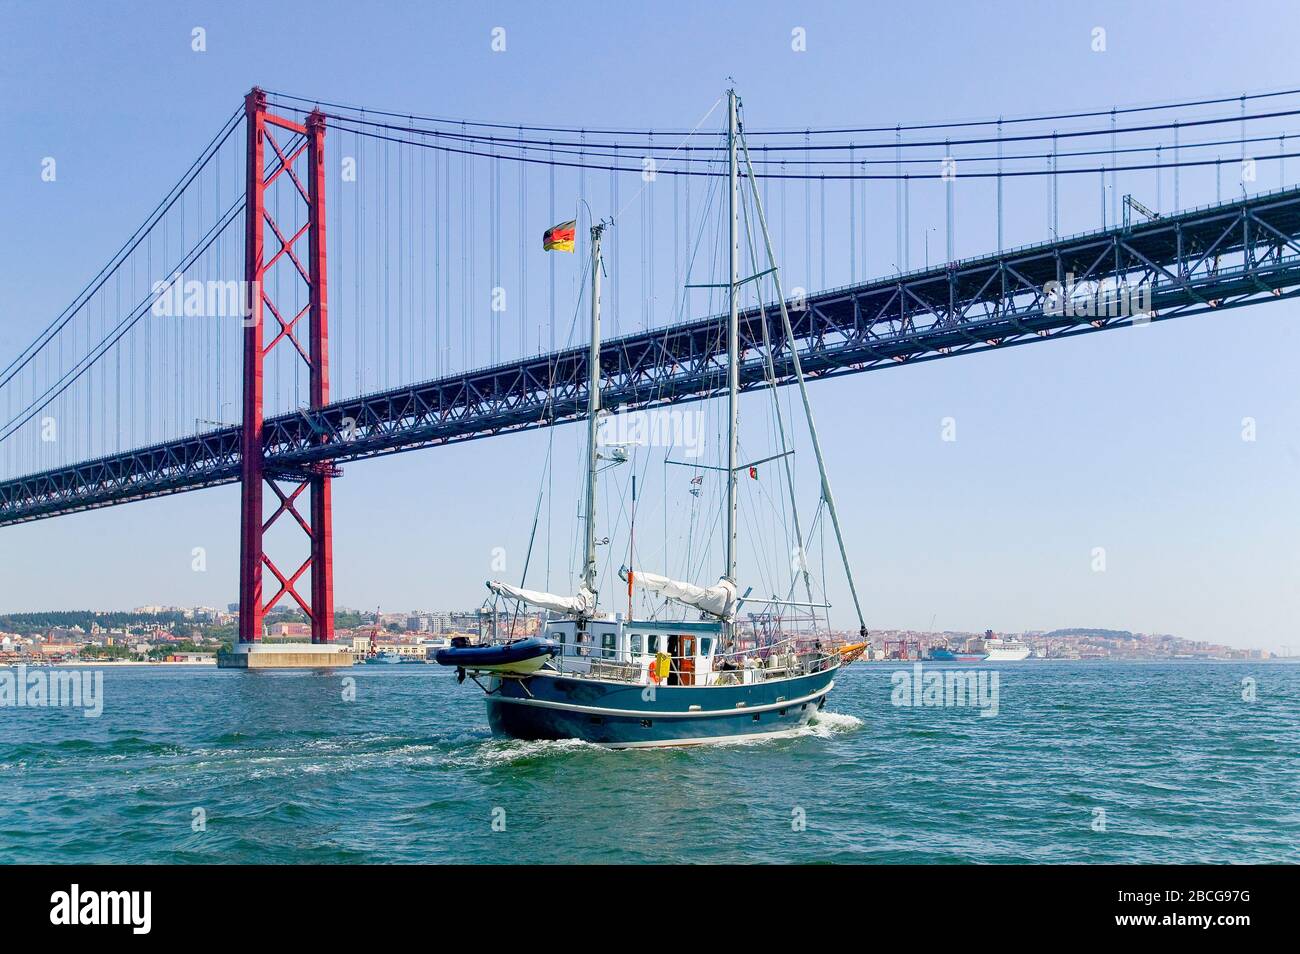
[927,646,987,662]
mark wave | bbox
[807,710,864,735]
[451,736,611,768]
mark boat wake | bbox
[674,710,864,749]
[805,710,864,737]
[453,715,864,761]
[455,736,612,767]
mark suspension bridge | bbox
[4,85,1300,654]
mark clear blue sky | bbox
[2,0,1299,650]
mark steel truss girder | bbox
[6,187,1300,528]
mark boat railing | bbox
[546,640,842,684]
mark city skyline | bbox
[0,599,1292,659]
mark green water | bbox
[0,661,1295,863]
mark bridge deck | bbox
[5,186,1300,526]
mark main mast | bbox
[583,222,607,601]
[725,88,740,586]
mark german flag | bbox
[543,219,577,253]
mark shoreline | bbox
[0,660,218,668]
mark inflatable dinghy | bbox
[434,636,558,675]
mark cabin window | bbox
[630,634,643,656]
[647,634,660,653]
[701,637,713,656]
[600,632,616,658]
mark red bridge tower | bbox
[237,88,336,647]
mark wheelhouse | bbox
[542,615,763,686]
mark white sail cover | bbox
[486,580,596,616]
[634,570,738,619]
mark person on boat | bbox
[653,651,671,683]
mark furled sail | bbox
[632,570,738,619]
[486,580,596,616]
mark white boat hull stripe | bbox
[598,726,817,749]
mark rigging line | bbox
[740,191,813,606]
[554,241,595,371]
[267,85,1300,136]
[620,286,683,582]
[0,198,246,444]
[737,458,778,602]
[737,117,867,634]
[672,152,726,324]
[0,108,242,388]
[546,425,554,591]
[321,122,1300,179]
[598,465,633,604]
[532,225,596,589]
[319,105,1300,153]
[612,97,723,222]
[507,430,555,638]
[634,365,676,578]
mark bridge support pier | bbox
[234,87,338,656]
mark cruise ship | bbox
[980,633,1031,661]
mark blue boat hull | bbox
[927,649,986,662]
[484,666,837,748]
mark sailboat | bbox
[436,90,868,747]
